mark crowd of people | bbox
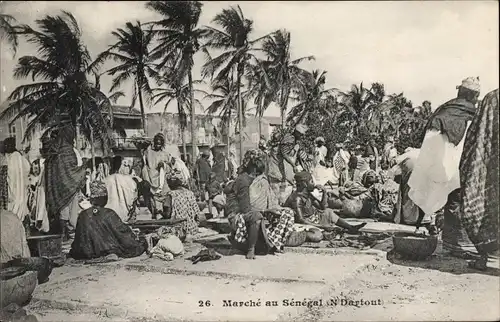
[0,77,498,270]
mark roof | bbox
[110,105,142,116]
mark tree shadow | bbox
[386,245,500,277]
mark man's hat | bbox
[457,77,480,92]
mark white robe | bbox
[172,158,191,184]
[330,149,350,185]
[6,151,31,221]
[29,159,50,233]
[408,126,469,215]
[104,173,138,222]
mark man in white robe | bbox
[4,138,31,221]
[408,77,480,249]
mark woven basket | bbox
[392,232,438,260]
[286,230,307,247]
[306,228,323,243]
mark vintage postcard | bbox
[0,1,498,321]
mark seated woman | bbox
[284,171,366,233]
[227,149,295,260]
[162,170,199,242]
[69,181,147,260]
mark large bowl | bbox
[392,232,438,260]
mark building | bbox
[1,99,282,164]
[146,112,282,162]
[0,100,34,156]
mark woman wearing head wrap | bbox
[162,170,199,241]
[69,181,147,260]
[227,149,295,259]
[284,171,366,232]
[459,89,499,270]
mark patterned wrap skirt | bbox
[230,208,295,252]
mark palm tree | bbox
[203,79,241,151]
[202,5,269,164]
[145,0,204,160]
[286,69,338,127]
[0,13,18,55]
[92,21,158,131]
[337,82,378,138]
[245,59,273,137]
[0,11,114,151]
[262,29,314,126]
[152,77,204,159]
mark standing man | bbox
[143,133,173,218]
[331,143,350,186]
[279,124,310,174]
[409,77,480,255]
[365,139,379,171]
[195,151,212,201]
[382,136,398,169]
[4,137,31,222]
[314,137,328,167]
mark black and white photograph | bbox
[0,1,498,321]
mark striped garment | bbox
[233,208,295,251]
[459,89,499,253]
[0,164,7,210]
[334,154,346,173]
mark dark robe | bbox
[69,207,146,260]
[195,158,211,184]
[44,129,86,215]
[425,98,476,146]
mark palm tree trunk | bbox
[258,115,262,138]
[177,100,188,160]
[90,126,96,175]
[138,86,147,132]
[236,64,244,166]
[181,128,187,160]
[226,110,231,157]
[281,87,290,127]
[188,69,197,161]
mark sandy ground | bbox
[23,220,500,322]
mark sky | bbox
[0,1,498,117]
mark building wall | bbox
[146,113,281,162]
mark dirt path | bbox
[25,232,499,321]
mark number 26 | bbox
[198,300,211,307]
